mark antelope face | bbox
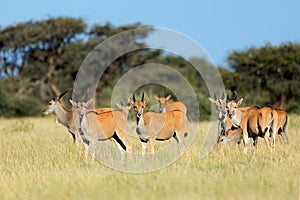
[116,101,132,116]
[154,95,171,113]
[70,99,94,117]
[129,93,149,119]
[43,99,58,115]
[43,89,72,115]
[217,135,228,146]
[209,97,227,120]
[226,98,243,119]
[131,101,147,119]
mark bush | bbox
[10,96,43,117]
[286,101,300,114]
[0,88,43,117]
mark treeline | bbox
[0,17,299,119]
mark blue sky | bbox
[1,0,299,67]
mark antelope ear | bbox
[165,95,171,101]
[208,97,217,104]
[144,98,150,106]
[86,98,94,107]
[128,99,134,106]
[154,95,159,100]
[69,100,77,107]
[116,103,122,110]
[236,98,243,106]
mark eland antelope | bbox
[154,95,187,114]
[208,92,231,136]
[274,109,289,145]
[43,89,80,143]
[232,106,278,153]
[70,99,132,159]
[130,93,187,156]
[116,100,132,118]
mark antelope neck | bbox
[55,103,72,127]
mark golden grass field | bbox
[0,115,299,200]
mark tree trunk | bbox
[46,56,61,97]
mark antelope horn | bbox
[133,93,136,103]
[84,88,89,102]
[58,88,72,99]
[120,101,123,106]
[226,93,230,102]
[233,91,238,101]
[214,92,217,100]
[221,92,225,100]
[141,92,144,102]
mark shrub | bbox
[286,101,300,114]
[0,88,43,117]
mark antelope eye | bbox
[142,106,144,108]
[133,106,137,109]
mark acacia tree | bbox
[0,18,160,104]
[0,17,87,98]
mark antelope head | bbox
[226,91,243,118]
[208,92,227,120]
[129,92,149,119]
[43,89,71,114]
[154,94,171,113]
[116,100,132,116]
[69,99,94,117]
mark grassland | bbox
[0,115,299,200]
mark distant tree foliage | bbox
[224,42,300,112]
[0,17,299,117]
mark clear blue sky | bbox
[1,0,299,67]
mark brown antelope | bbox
[70,99,132,159]
[218,128,243,146]
[154,95,187,114]
[209,93,232,136]
[43,89,80,143]
[274,109,289,145]
[130,93,187,156]
[233,106,278,153]
[116,100,132,118]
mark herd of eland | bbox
[43,89,289,160]
[209,91,289,153]
[43,90,188,159]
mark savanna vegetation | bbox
[0,17,299,200]
[0,115,299,199]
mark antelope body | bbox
[131,93,187,156]
[70,99,132,159]
[274,109,289,145]
[43,90,80,143]
[235,106,278,153]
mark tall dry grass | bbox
[0,115,299,200]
